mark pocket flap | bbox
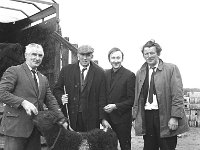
[6,112,19,117]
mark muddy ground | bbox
[131,127,200,150]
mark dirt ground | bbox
[131,127,200,150]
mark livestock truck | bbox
[0,1,78,147]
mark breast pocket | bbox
[4,112,19,126]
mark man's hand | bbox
[61,94,68,105]
[21,100,38,116]
[101,119,111,130]
[103,104,117,113]
[168,117,178,131]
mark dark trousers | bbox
[4,126,41,150]
[109,119,132,150]
[143,110,177,150]
[76,112,87,132]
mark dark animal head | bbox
[82,128,118,150]
[101,128,118,150]
[32,110,59,135]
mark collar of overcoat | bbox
[137,59,164,97]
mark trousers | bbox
[143,110,177,150]
[4,126,41,150]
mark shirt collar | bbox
[148,62,159,71]
[26,63,38,73]
[112,66,122,74]
[79,63,90,71]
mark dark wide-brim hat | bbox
[78,45,94,54]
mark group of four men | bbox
[0,40,189,150]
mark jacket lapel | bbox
[22,63,39,96]
[106,69,112,93]
[82,64,94,92]
[138,63,147,95]
[75,63,81,91]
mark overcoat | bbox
[53,61,107,131]
[132,59,189,138]
[0,63,64,137]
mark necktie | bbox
[81,67,87,82]
[80,68,87,92]
[31,70,39,95]
[148,67,156,104]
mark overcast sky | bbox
[1,0,199,88]
[56,0,200,88]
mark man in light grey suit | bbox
[0,43,68,150]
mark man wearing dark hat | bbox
[132,40,189,150]
[53,45,110,132]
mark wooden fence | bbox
[184,96,200,127]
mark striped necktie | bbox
[31,70,39,95]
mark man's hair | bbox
[141,39,162,56]
[108,47,124,61]
[25,43,43,54]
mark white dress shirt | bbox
[79,63,90,80]
[145,63,159,110]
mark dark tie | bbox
[31,70,39,95]
[81,67,87,82]
[80,68,87,92]
[148,67,156,104]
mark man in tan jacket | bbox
[133,40,189,150]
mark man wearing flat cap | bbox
[53,45,110,132]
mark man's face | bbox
[143,46,159,67]
[109,51,123,70]
[78,53,93,67]
[25,48,44,69]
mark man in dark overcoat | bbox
[53,45,110,131]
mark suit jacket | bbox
[53,61,107,131]
[105,66,135,124]
[0,63,64,138]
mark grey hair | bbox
[25,43,43,54]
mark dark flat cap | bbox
[78,45,94,54]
